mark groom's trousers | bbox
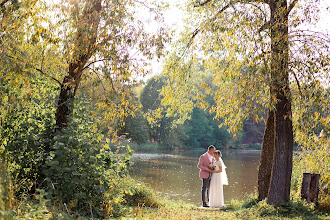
[201,176,211,205]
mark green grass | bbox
[124,194,330,220]
[3,189,330,219]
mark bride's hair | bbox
[214,150,222,157]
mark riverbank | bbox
[6,181,330,219]
[124,194,330,220]
[8,192,330,219]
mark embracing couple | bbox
[197,145,228,208]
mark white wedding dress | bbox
[209,158,228,208]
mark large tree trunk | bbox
[55,75,76,129]
[267,0,294,205]
[55,1,102,129]
[257,109,275,201]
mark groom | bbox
[197,145,215,207]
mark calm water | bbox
[129,149,260,205]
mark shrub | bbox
[123,180,162,207]
[2,96,136,218]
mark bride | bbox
[209,150,228,208]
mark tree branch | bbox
[36,68,62,85]
[194,0,213,7]
[82,58,112,72]
[187,2,232,49]
[291,70,303,97]
[287,0,298,15]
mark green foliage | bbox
[124,193,329,220]
[123,180,162,208]
[291,150,330,213]
[183,107,229,148]
[225,194,326,219]
[120,110,150,145]
[1,93,136,218]
[140,77,176,147]
[135,76,263,150]
[0,158,14,219]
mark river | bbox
[129,149,261,205]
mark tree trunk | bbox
[301,173,312,203]
[55,0,102,129]
[310,174,320,205]
[301,173,320,205]
[55,76,75,129]
[267,0,294,205]
[257,109,275,201]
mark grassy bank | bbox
[3,183,330,219]
[125,195,330,220]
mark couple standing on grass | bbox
[198,145,228,208]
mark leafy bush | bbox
[123,180,162,207]
[1,95,139,218]
[42,124,133,217]
[291,149,330,213]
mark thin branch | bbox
[82,58,112,72]
[258,20,271,33]
[36,68,62,85]
[289,32,330,44]
[187,2,232,49]
[291,69,303,97]
[287,0,298,15]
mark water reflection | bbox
[129,150,260,205]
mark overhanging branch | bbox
[187,2,232,49]
[82,58,112,72]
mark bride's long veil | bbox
[219,157,228,185]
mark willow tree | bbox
[159,0,330,205]
[1,0,169,133]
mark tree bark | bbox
[55,0,102,129]
[257,109,275,201]
[310,173,320,204]
[301,173,312,203]
[267,0,294,205]
[301,173,320,205]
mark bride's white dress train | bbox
[209,158,228,208]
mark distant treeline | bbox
[118,76,265,150]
